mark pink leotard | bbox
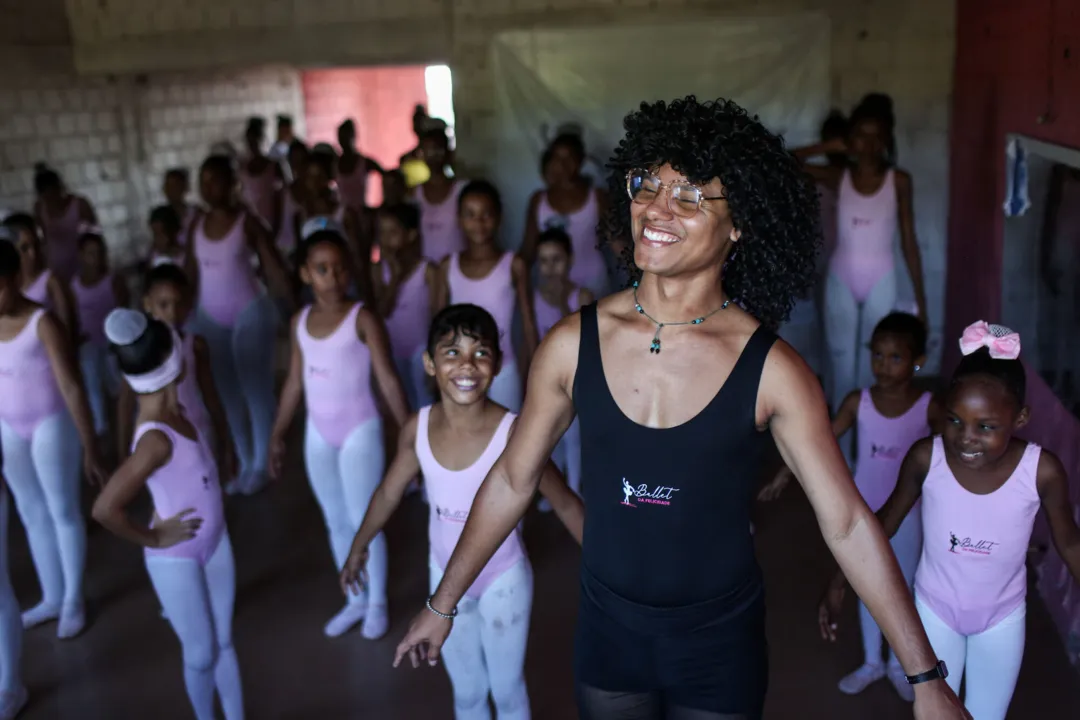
[417,406,525,599]
[0,309,65,441]
[829,169,897,303]
[40,197,82,283]
[536,190,606,293]
[415,181,466,263]
[447,252,515,360]
[853,390,931,512]
[534,287,583,341]
[193,213,259,328]
[22,270,51,308]
[72,274,116,347]
[138,422,225,565]
[381,263,430,359]
[914,437,1042,635]
[337,157,369,212]
[176,333,212,442]
[296,303,378,448]
[239,163,277,227]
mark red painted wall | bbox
[948,0,1080,661]
[301,66,429,206]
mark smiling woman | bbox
[392,96,968,720]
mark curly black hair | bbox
[602,96,820,329]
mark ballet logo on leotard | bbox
[870,443,903,461]
[435,505,470,524]
[949,531,998,555]
[620,478,680,507]
[202,476,210,489]
[851,217,874,228]
[307,365,331,380]
[543,216,570,232]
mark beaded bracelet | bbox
[425,596,458,620]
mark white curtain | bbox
[490,13,833,252]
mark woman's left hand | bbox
[83,450,107,486]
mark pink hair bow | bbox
[959,321,1021,360]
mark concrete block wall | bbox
[0,49,303,263]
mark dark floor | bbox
[11,448,1080,719]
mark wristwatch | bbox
[905,660,948,685]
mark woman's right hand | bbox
[267,434,287,480]
[818,572,847,642]
[339,544,370,597]
[153,508,202,549]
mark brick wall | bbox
[0,47,303,263]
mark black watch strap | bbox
[905,660,948,685]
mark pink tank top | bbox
[194,213,259,328]
[40,197,82,283]
[72,275,116,347]
[534,288,583,341]
[829,169,897,303]
[417,406,525,599]
[416,181,466,263]
[853,390,931,512]
[914,437,1042,635]
[337,157,368,212]
[536,190,606,293]
[381,263,431,359]
[447,253,515,359]
[138,422,225,565]
[297,303,378,448]
[0,309,65,441]
[176,333,211,442]
[239,163,277,227]
[22,270,52,308]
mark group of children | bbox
[0,111,1077,720]
[0,119,598,719]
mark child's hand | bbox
[267,434,287,480]
[757,468,792,502]
[83,449,107,486]
[339,545,369,597]
[153,509,202,549]
[817,572,847,642]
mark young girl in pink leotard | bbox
[32,164,98,284]
[337,119,385,214]
[269,218,409,639]
[436,181,539,414]
[148,205,187,269]
[821,322,1080,720]
[415,128,467,264]
[238,117,280,233]
[532,228,593,504]
[341,304,583,720]
[186,154,293,497]
[0,239,104,640]
[72,229,128,440]
[94,309,244,720]
[117,264,232,483]
[274,140,309,259]
[372,203,438,411]
[763,312,940,701]
[163,168,200,246]
[3,214,78,341]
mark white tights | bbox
[0,414,84,609]
[190,295,278,492]
[431,558,533,720]
[145,534,243,720]
[858,507,922,666]
[488,360,522,414]
[915,594,1026,720]
[0,490,23,696]
[304,419,387,610]
[79,343,116,437]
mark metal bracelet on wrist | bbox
[425,596,458,620]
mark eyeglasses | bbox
[625,169,725,217]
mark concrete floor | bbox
[10,441,1080,719]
